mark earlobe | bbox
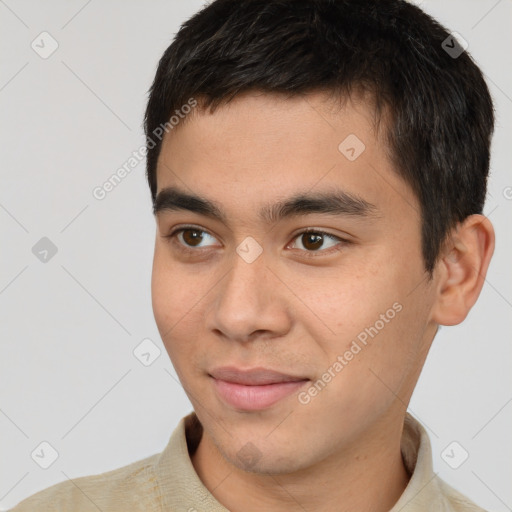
[431,214,495,326]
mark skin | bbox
[151,90,495,512]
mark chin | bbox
[230,451,301,475]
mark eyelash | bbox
[163,225,350,258]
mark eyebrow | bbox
[153,186,380,224]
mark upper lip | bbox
[209,366,309,385]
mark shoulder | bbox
[437,477,490,512]
[8,452,162,512]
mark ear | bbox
[431,214,495,326]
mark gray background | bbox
[0,0,510,510]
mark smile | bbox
[209,367,310,411]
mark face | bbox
[151,91,439,474]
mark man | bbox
[10,0,495,510]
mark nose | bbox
[206,248,292,343]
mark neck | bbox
[190,410,411,512]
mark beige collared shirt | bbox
[9,412,488,511]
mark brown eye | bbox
[301,232,324,251]
[166,226,219,251]
[181,229,204,247]
[289,229,347,256]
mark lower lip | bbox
[211,377,309,411]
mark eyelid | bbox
[164,224,350,256]
[165,224,221,251]
[286,227,348,257]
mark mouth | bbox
[208,366,310,411]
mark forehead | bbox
[155,91,419,226]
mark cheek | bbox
[290,256,424,386]
[150,250,207,357]
[281,253,393,342]
[318,292,429,416]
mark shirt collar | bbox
[154,412,450,511]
